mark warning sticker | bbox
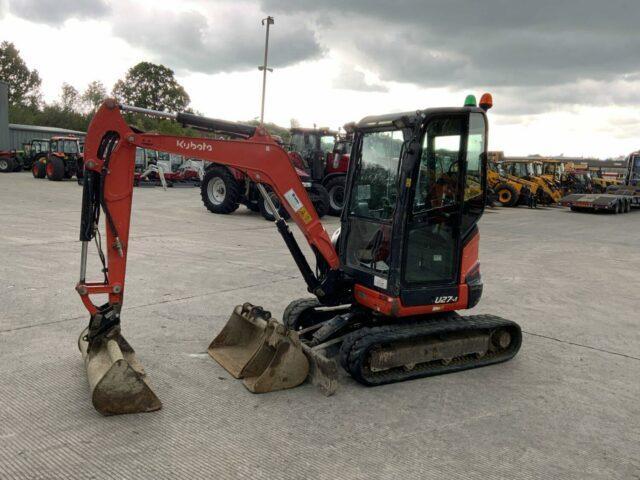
[374,276,388,290]
[298,206,313,224]
[284,189,303,212]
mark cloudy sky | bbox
[1,0,639,158]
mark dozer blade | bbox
[208,304,309,393]
[78,328,162,416]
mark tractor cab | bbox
[24,139,50,156]
[339,105,487,309]
[289,127,338,182]
[50,136,82,157]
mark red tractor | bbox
[288,127,352,215]
[32,135,83,182]
[201,160,328,221]
[199,125,330,221]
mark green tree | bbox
[112,62,190,112]
[0,41,42,106]
[82,80,107,113]
[59,83,80,111]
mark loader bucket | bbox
[78,328,162,416]
[209,304,309,393]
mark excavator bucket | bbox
[208,304,309,393]
[78,328,162,416]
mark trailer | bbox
[560,192,636,213]
[560,151,640,213]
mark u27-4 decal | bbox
[434,296,459,304]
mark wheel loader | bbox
[75,95,521,415]
[487,160,537,207]
[500,159,563,205]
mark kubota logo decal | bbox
[176,139,213,152]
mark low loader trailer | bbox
[559,192,636,213]
[560,151,640,214]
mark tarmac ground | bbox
[1,172,639,479]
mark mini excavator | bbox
[76,96,521,415]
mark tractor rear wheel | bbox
[32,154,47,178]
[46,157,65,181]
[0,157,15,173]
[308,184,330,218]
[32,161,43,178]
[200,166,241,214]
[495,183,519,207]
[259,187,290,221]
[325,176,346,216]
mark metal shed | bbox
[8,124,85,150]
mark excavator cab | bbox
[340,109,486,310]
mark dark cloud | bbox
[112,8,323,74]
[333,64,388,92]
[9,0,109,24]
[494,79,640,116]
[261,0,640,106]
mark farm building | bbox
[8,123,85,150]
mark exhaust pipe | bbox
[78,328,162,415]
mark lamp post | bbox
[259,16,274,127]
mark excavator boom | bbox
[77,101,342,414]
[79,101,339,315]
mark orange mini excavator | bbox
[76,96,521,415]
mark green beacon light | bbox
[464,94,477,107]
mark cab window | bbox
[465,114,484,201]
[413,117,463,213]
[319,135,334,154]
[348,130,403,221]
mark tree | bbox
[59,83,80,111]
[0,41,42,106]
[112,62,190,112]
[82,80,107,113]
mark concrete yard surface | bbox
[1,172,639,479]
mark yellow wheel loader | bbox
[487,160,536,207]
[501,159,562,205]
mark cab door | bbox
[400,113,486,306]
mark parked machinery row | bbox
[488,158,563,208]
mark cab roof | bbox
[51,136,80,141]
[354,106,485,130]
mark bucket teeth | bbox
[78,328,162,416]
[209,304,309,393]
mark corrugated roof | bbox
[9,124,86,135]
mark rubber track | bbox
[339,314,522,386]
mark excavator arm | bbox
[77,100,341,325]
